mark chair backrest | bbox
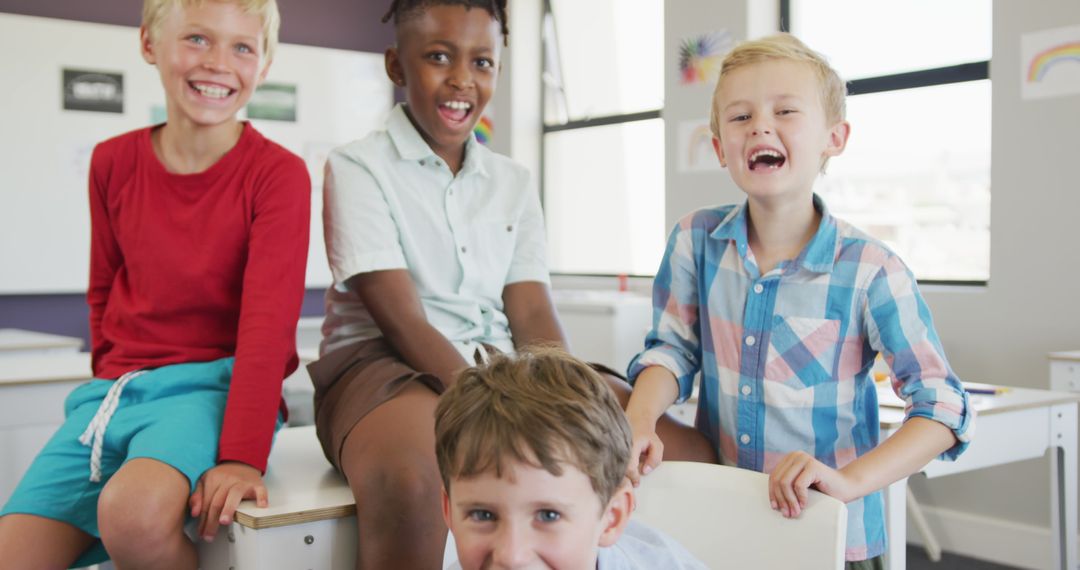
[633,461,847,569]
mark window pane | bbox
[819,81,991,281]
[546,0,663,123]
[790,0,991,79]
[544,119,665,275]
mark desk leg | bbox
[1050,403,1078,570]
[885,477,907,570]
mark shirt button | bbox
[461,246,467,253]
[741,384,751,396]
[449,188,454,196]
[753,283,764,294]
[740,434,751,445]
[745,335,756,346]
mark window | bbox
[786,0,992,283]
[541,0,665,276]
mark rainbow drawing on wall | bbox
[676,119,721,173]
[678,30,733,85]
[686,123,714,168]
[1021,25,1080,100]
[474,115,493,145]
[1026,42,1080,82]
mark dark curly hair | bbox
[382,0,509,45]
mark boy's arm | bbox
[502,281,568,350]
[624,366,681,485]
[626,218,704,400]
[346,269,469,386]
[770,253,973,517]
[86,144,122,374]
[868,253,972,457]
[624,218,705,481]
[193,151,311,541]
[768,417,955,517]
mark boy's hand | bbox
[626,417,664,487]
[190,461,269,542]
[768,451,854,518]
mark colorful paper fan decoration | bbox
[474,115,494,145]
[679,30,733,85]
[1027,41,1080,82]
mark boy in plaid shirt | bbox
[623,33,974,568]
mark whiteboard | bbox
[0,13,393,293]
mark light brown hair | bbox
[709,32,846,142]
[435,348,631,507]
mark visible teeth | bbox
[750,149,783,161]
[442,101,472,110]
[193,83,231,99]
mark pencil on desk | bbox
[963,382,1011,395]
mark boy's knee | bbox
[348,459,441,516]
[98,478,187,547]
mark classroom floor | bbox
[906,545,1022,570]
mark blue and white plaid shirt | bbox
[629,195,974,560]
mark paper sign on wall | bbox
[63,68,123,113]
[677,119,721,173]
[1021,25,1080,100]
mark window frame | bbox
[781,1,991,287]
[540,0,664,278]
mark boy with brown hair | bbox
[437,348,707,569]
[0,1,309,567]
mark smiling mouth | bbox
[748,148,786,170]
[189,81,235,100]
[438,100,474,124]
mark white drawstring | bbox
[78,370,147,482]
[473,345,491,365]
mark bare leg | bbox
[0,513,95,570]
[339,382,447,570]
[97,458,197,570]
[605,374,718,463]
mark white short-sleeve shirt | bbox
[320,104,551,359]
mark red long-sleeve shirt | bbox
[87,123,310,472]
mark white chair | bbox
[633,461,847,569]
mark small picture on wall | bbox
[247,82,297,122]
[62,68,123,113]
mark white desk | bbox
[0,352,93,506]
[0,328,83,356]
[1050,351,1080,393]
[198,426,357,569]
[199,426,462,570]
[881,386,1080,570]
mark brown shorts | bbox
[308,338,445,470]
[308,338,627,471]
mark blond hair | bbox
[435,348,632,508]
[709,33,846,141]
[142,0,281,63]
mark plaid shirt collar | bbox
[709,193,839,275]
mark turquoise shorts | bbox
[0,357,282,568]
